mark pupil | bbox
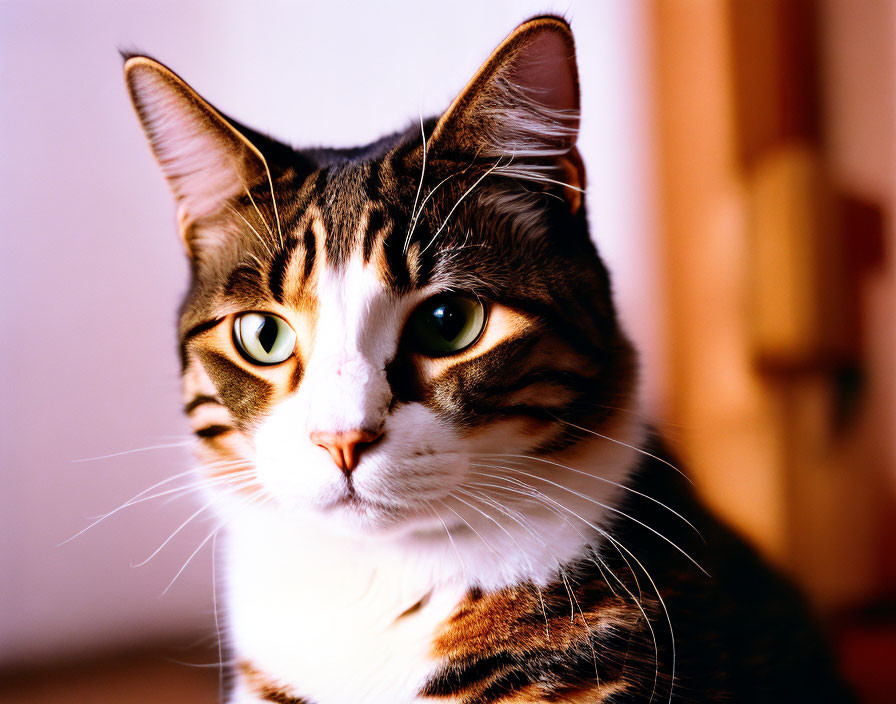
[257,317,278,353]
[432,303,465,341]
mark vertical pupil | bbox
[257,317,278,353]
[432,303,464,340]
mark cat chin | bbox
[314,497,424,535]
[315,507,443,541]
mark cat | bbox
[124,15,855,704]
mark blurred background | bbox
[0,0,893,702]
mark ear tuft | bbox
[431,16,580,160]
[118,47,146,64]
[429,17,584,212]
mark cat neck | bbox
[222,427,643,704]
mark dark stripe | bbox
[421,570,644,703]
[420,652,515,697]
[260,689,311,704]
[194,348,273,424]
[268,235,299,303]
[501,368,593,394]
[470,646,608,704]
[238,661,315,704]
[366,158,383,198]
[182,317,223,342]
[302,224,316,281]
[184,394,222,414]
[466,667,534,704]
[307,168,327,199]
[196,424,233,439]
[381,230,412,292]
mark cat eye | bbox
[232,313,296,365]
[408,295,486,357]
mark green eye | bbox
[408,295,486,356]
[233,313,296,365]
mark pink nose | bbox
[310,429,382,476]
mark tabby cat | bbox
[124,16,855,704]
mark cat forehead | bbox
[210,185,445,320]
[269,180,426,302]
[234,157,500,302]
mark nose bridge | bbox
[318,352,389,429]
[302,268,392,434]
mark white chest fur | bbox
[222,431,642,704]
[225,510,469,704]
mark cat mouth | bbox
[319,488,414,524]
[322,489,388,514]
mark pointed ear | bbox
[430,16,584,210]
[124,56,272,251]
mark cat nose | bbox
[309,429,383,476]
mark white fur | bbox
[222,433,640,704]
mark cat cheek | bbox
[460,416,555,453]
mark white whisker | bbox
[465,472,640,602]
[472,460,708,576]
[212,531,224,704]
[72,440,193,463]
[60,467,211,545]
[459,488,552,639]
[161,524,221,597]
[452,489,536,576]
[438,497,501,559]
[406,168,463,245]
[548,415,693,485]
[420,156,509,256]
[131,495,223,568]
[424,499,466,579]
[404,112,428,253]
[469,468,671,703]
[477,452,702,539]
[227,204,276,259]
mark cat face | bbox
[126,18,636,536]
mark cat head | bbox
[125,16,638,539]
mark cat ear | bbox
[430,16,584,211]
[124,56,273,251]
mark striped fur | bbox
[125,15,854,704]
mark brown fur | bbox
[422,562,652,703]
[239,662,313,704]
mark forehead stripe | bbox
[302,223,317,281]
[267,234,298,304]
[365,158,384,198]
[362,207,388,264]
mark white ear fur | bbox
[430,17,584,210]
[124,57,271,241]
[432,18,579,155]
